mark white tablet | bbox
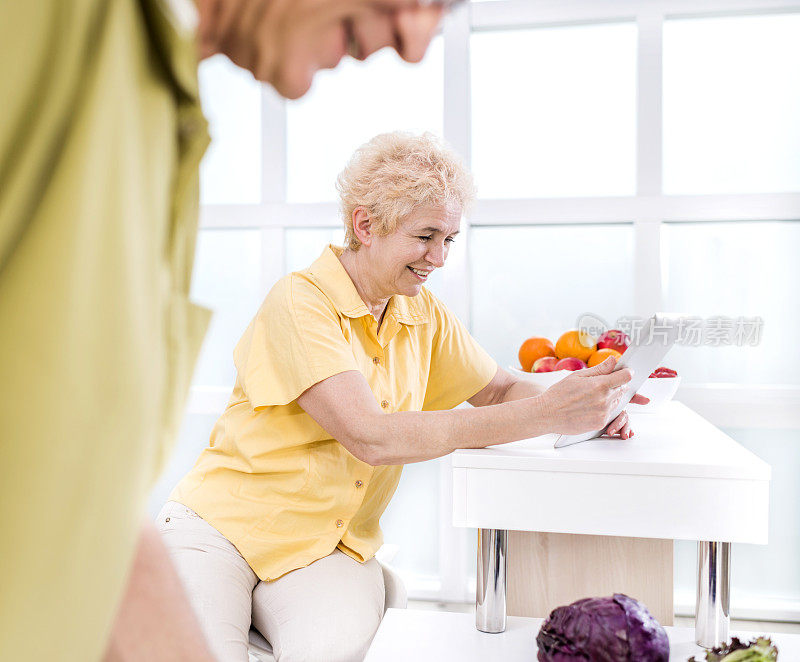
[553,313,683,449]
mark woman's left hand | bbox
[604,393,649,439]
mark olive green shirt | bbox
[0,0,210,659]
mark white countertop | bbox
[366,609,800,661]
[452,402,770,543]
[452,402,770,480]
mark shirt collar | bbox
[306,245,430,326]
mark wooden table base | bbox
[506,531,674,626]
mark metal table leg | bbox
[476,528,507,633]
[695,541,731,648]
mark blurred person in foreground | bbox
[0,1,453,660]
[158,131,647,661]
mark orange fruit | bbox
[518,337,556,372]
[587,348,622,367]
[555,330,597,362]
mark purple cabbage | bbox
[536,593,670,662]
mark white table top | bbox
[452,402,770,480]
[366,609,800,661]
[451,402,770,542]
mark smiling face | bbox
[362,203,461,299]
[198,1,446,100]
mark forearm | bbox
[305,362,628,466]
[363,395,553,465]
[102,521,217,662]
[499,378,546,402]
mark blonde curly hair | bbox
[336,132,476,251]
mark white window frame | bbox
[189,0,800,607]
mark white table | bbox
[451,402,771,646]
[366,609,800,661]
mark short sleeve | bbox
[422,293,498,411]
[232,276,360,409]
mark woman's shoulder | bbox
[416,286,449,318]
[258,270,337,318]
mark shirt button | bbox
[373,356,380,364]
[381,400,389,409]
[336,519,344,528]
[355,480,363,488]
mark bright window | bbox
[285,228,345,273]
[198,56,262,205]
[286,39,444,203]
[663,14,800,194]
[471,23,637,198]
[190,229,264,386]
[471,224,635,370]
[662,221,800,384]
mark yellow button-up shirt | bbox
[172,245,497,580]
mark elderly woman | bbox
[159,132,643,662]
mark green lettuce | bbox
[690,636,779,661]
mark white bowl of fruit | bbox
[512,329,680,411]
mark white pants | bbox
[156,501,385,662]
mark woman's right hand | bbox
[538,357,634,435]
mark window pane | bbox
[190,229,264,386]
[471,24,636,198]
[470,224,635,369]
[285,228,346,273]
[664,14,800,194]
[662,221,800,385]
[199,55,262,205]
[286,39,444,203]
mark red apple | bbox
[533,356,559,373]
[555,357,586,371]
[597,329,630,354]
